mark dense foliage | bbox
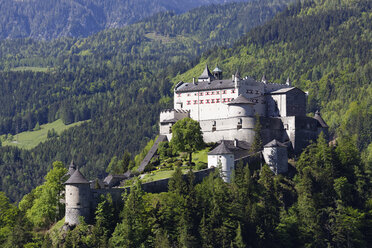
[1,135,370,247]
[0,0,250,40]
[0,0,291,202]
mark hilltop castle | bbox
[63,65,328,226]
[159,65,328,180]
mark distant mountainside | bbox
[0,0,292,202]
[0,0,247,39]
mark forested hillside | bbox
[0,0,247,40]
[177,0,372,152]
[0,0,291,202]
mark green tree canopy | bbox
[170,118,204,164]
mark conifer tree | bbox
[250,114,263,154]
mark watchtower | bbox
[208,141,235,182]
[64,169,91,226]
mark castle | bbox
[63,65,328,226]
[159,65,328,180]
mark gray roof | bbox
[64,169,90,184]
[160,118,178,124]
[176,79,235,92]
[264,139,287,148]
[270,87,301,95]
[314,110,328,128]
[208,141,233,155]
[228,94,255,105]
[199,64,214,79]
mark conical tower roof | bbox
[199,64,213,79]
[64,168,90,184]
[314,110,328,128]
[208,140,233,155]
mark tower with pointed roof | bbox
[198,64,214,82]
[64,168,91,226]
[208,141,235,182]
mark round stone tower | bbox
[208,140,235,183]
[64,168,91,226]
[228,94,255,117]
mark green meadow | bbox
[2,119,87,149]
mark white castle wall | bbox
[200,116,256,143]
[175,87,238,121]
[208,153,235,183]
[263,146,288,174]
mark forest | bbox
[0,0,249,39]
[0,0,292,202]
[0,134,371,247]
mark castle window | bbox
[177,93,181,97]
[216,99,220,103]
[193,100,198,104]
[199,100,204,104]
[231,98,234,101]
[212,121,216,132]
[211,91,214,95]
[231,90,235,93]
[211,99,215,103]
[223,90,227,94]
[206,92,209,95]
[187,101,191,105]
[237,118,242,129]
[199,92,203,96]
[187,93,190,97]
[216,91,220,94]
[195,93,197,96]
[247,89,253,94]
[206,99,210,104]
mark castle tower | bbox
[208,141,235,183]
[262,139,288,174]
[227,94,255,117]
[64,168,91,226]
[212,66,223,80]
[198,64,214,82]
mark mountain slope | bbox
[0,0,247,40]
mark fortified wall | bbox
[64,165,215,226]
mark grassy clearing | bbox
[2,119,88,149]
[141,168,190,182]
[10,66,53,72]
[144,32,174,43]
[192,147,210,164]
